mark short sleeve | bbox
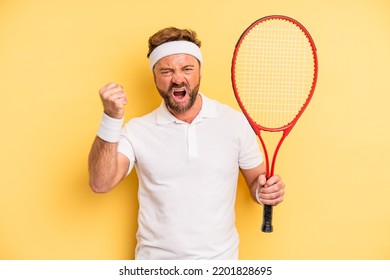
[237,114,263,170]
[117,125,136,175]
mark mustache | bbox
[169,83,187,91]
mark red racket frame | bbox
[231,15,318,232]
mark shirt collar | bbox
[156,93,218,125]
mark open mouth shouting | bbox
[158,81,200,115]
[172,86,188,103]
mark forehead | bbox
[155,53,199,68]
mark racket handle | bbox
[261,205,273,232]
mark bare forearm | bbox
[249,178,260,203]
[88,137,122,193]
[241,163,266,203]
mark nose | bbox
[171,70,184,84]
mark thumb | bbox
[258,174,267,187]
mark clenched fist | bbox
[99,82,128,119]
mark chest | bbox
[131,119,240,180]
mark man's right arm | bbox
[88,137,130,193]
[88,82,130,193]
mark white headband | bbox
[149,40,202,70]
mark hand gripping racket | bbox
[231,15,318,232]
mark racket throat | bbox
[259,130,289,178]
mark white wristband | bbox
[255,185,263,205]
[97,113,124,143]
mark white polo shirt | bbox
[117,94,262,260]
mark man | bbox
[88,27,285,260]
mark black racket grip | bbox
[261,205,273,232]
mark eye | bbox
[160,69,173,77]
[183,67,194,73]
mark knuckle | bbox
[108,95,117,102]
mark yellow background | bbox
[1,0,389,260]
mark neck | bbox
[170,94,202,124]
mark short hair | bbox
[147,27,201,58]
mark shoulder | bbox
[123,109,158,131]
[202,95,254,134]
[203,94,245,120]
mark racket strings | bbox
[234,19,316,129]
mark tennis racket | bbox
[231,15,318,232]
